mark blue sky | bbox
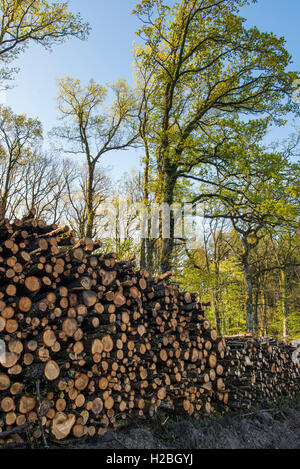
[4,0,300,178]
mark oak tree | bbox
[133,0,298,272]
[54,77,138,237]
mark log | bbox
[51,413,76,440]
[44,361,60,381]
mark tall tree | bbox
[53,77,138,238]
[183,213,231,335]
[268,228,300,340]
[64,163,110,239]
[197,146,300,333]
[0,0,90,80]
[133,0,298,272]
[0,106,42,218]
[15,152,76,224]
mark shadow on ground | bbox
[67,405,300,450]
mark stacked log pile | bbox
[0,212,299,443]
[0,212,227,441]
[223,335,299,412]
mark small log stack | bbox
[0,212,299,443]
[222,334,299,412]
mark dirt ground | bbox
[65,404,300,450]
[1,403,299,450]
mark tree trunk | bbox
[0,201,6,219]
[158,166,177,274]
[212,263,222,336]
[260,289,267,337]
[160,227,174,273]
[280,268,289,341]
[141,213,156,274]
[147,239,156,274]
[0,163,12,219]
[141,145,150,270]
[242,255,254,333]
[253,281,259,335]
[140,238,147,270]
[86,163,95,238]
[211,289,222,336]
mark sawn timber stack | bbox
[0,212,299,442]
